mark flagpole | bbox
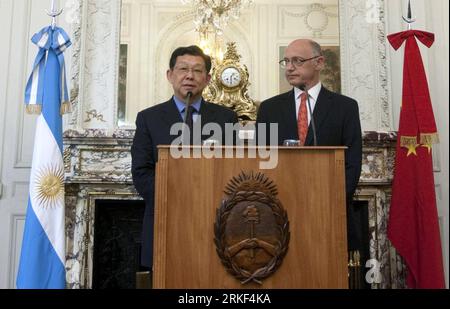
[402,0,416,30]
[46,0,64,29]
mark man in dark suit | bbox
[131,46,239,269]
[256,39,363,250]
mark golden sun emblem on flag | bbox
[34,165,64,209]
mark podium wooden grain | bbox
[153,146,348,288]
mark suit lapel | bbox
[305,87,333,145]
[161,98,183,126]
[282,90,299,139]
[198,100,218,124]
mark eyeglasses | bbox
[173,66,206,76]
[279,56,321,69]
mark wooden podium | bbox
[153,146,348,288]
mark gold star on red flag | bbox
[405,144,419,157]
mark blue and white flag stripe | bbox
[17,26,70,289]
[17,115,66,289]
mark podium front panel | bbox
[153,147,348,288]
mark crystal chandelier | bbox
[181,0,252,36]
[181,0,252,62]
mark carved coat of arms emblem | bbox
[214,171,290,285]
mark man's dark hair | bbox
[169,45,212,73]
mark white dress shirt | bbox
[294,82,322,126]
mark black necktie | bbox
[185,105,194,132]
[183,106,195,144]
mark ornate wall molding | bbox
[279,3,339,38]
[339,0,393,131]
[68,0,121,131]
[68,0,83,127]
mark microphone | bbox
[182,91,193,144]
[299,85,318,146]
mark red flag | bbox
[387,30,445,289]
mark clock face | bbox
[220,67,241,88]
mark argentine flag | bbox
[17,26,71,289]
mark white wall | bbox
[386,0,449,287]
